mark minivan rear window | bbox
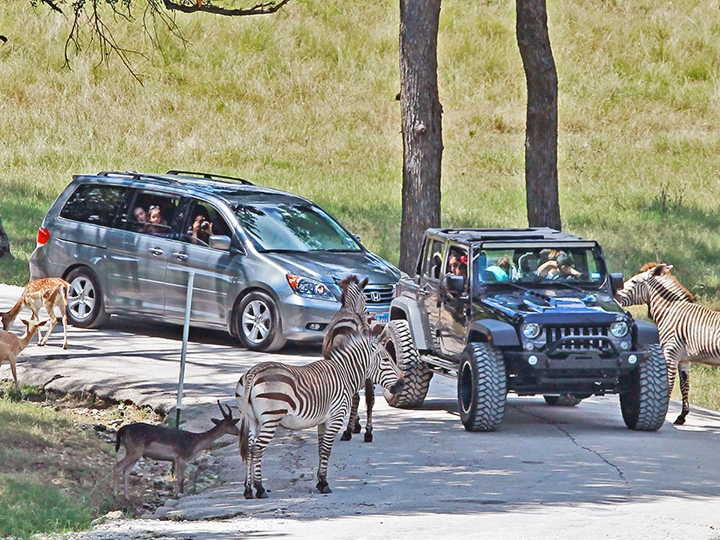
[60,184,129,227]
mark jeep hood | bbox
[483,289,625,324]
[263,250,401,286]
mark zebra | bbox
[235,330,404,499]
[322,275,379,442]
[615,262,720,425]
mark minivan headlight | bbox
[610,321,629,338]
[522,323,541,339]
[287,274,336,302]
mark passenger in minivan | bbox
[147,205,167,235]
[133,207,147,223]
[191,212,214,245]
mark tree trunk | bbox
[398,0,443,273]
[0,212,11,259]
[516,0,561,230]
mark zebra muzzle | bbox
[389,379,405,395]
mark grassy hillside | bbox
[1,1,720,401]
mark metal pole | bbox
[175,271,195,430]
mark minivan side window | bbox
[60,184,129,228]
[182,200,231,248]
[129,192,182,238]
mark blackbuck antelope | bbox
[113,401,241,499]
[0,319,47,391]
[236,331,404,499]
[1,277,69,349]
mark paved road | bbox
[3,283,720,540]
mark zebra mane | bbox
[640,262,695,303]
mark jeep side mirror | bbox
[444,274,466,293]
[610,273,624,296]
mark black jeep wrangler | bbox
[385,228,668,432]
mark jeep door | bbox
[417,237,445,351]
[162,198,236,326]
[438,244,469,356]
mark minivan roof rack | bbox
[166,170,254,185]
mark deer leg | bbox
[175,459,186,494]
[364,379,375,443]
[316,417,343,494]
[39,301,58,347]
[9,356,18,393]
[341,393,361,441]
[675,362,691,425]
[114,452,142,499]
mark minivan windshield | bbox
[233,202,362,252]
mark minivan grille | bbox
[364,286,395,305]
[545,326,612,353]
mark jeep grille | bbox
[545,326,614,354]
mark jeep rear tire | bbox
[619,344,669,431]
[458,343,507,432]
[382,320,432,408]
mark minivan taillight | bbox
[37,227,50,245]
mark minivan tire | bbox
[65,267,110,328]
[236,291,287,352]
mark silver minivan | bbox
[29,170,400,351]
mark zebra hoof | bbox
[352,422,362,434]
[364,432,373,443]
[316,481,332,494]
[674,415,687,425]
[340,430,352,441]
[244,487,255,499]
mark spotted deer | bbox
[1,277,69,349]
[0,318,47,391]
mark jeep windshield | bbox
[233,202,362,253]
[472,243,607,286]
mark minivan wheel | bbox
[65,268,110,328]
[236,291,287,352]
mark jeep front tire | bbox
[382,320,432,409]
[619,344,669,431]
[458,343,507,432]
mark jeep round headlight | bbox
[610,321,629,338]
[522,323,541,339]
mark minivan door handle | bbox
[172,252,189,262]
[149,247,164,256]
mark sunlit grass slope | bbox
[2,0,720,403]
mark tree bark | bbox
[399,0,443,273]
[516,0,561,230]
[0,212,12,259]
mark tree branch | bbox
[163,0,291,16]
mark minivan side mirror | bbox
[209,235,232,251]
[610,273,624,296]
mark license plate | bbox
[374,312,390,325]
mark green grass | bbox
[0,388,116,538]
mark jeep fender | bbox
[633,319,660,346]
[468,319,520,347]
[389,297,431,351]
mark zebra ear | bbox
[653,264,672,276]
[359,276,369,290]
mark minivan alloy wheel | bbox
[242,300,272,344]
[236,291,287,352]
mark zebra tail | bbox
[236,372,255,463]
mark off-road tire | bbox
[381,320,432,409]
[544,394,584,407]
[619,344,669,431]
[65,267,110,328]
[458,343,507,432]
[235,291,287,352]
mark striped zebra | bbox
[615,262,719,425]
[322,275,378,442]
[235,331,404,499]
